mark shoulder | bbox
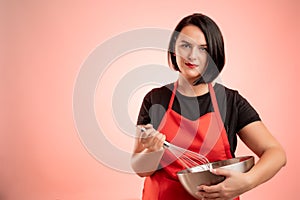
[150,82,174,94]
[214,83,241,101]
[144,83,174,99]
[214,83,256,112]
[216,83,260,115]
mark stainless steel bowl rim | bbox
[177,156,254,174]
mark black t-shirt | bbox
[137,83,261,156]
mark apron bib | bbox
[142,82,238,200]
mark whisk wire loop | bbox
[137,126,212,172]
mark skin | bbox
[131,25,286,199]
[131,124,166,177]
[196,121,286,199]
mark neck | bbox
[177,75,212,97]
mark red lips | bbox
[185,62,198,69]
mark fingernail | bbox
[195,192,201,196]
[210,168,216,173]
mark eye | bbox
[181,43,191,48]
[199,46,207,51]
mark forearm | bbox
[246,146,286,190]
[238,122,287,191]
[131,147,165,177]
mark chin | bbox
[181,72,201,81]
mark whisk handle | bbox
[137,126,170,148]
[163,141,170,148]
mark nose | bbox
[187,47,198,61]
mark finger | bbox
[140,131,155,147]
[140,131,157,149]
[144,127,157,138]
[136,124,153,134]
[136,126,145,137]
[198,184,220,193]
[140,131,149,143]
[195,192,221,200]
[153,132,166,148]
[160,134,166,146]
[149,131,161,146]
[210,168,232,177]
[193,191,203,199]
[139,127,155,140]
[145,131,166,151]
[197,191,220,199]
[144,124,153,129]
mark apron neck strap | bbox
[168,82,222,122]
[208,83,226,133]
[168,82,178,109]
[208,83,220,116]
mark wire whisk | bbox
[138,127,212,172]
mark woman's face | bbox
[175,25,208,82]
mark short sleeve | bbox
[235,92,261,132]
[136,85,171,128]
[136,91,152,125]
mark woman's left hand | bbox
[195,168,252,200]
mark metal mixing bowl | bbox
[177,156,254,199]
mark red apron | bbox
[142,82,239,200]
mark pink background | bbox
[2,0,299,199]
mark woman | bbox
[131,13,286,200]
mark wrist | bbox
[144,146,165,153]
[243,171,258,191]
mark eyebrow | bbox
[180,39,207,47]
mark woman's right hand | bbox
[138,124,166,152]
[132,124,166,176]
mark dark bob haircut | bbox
[168,13,225,84]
